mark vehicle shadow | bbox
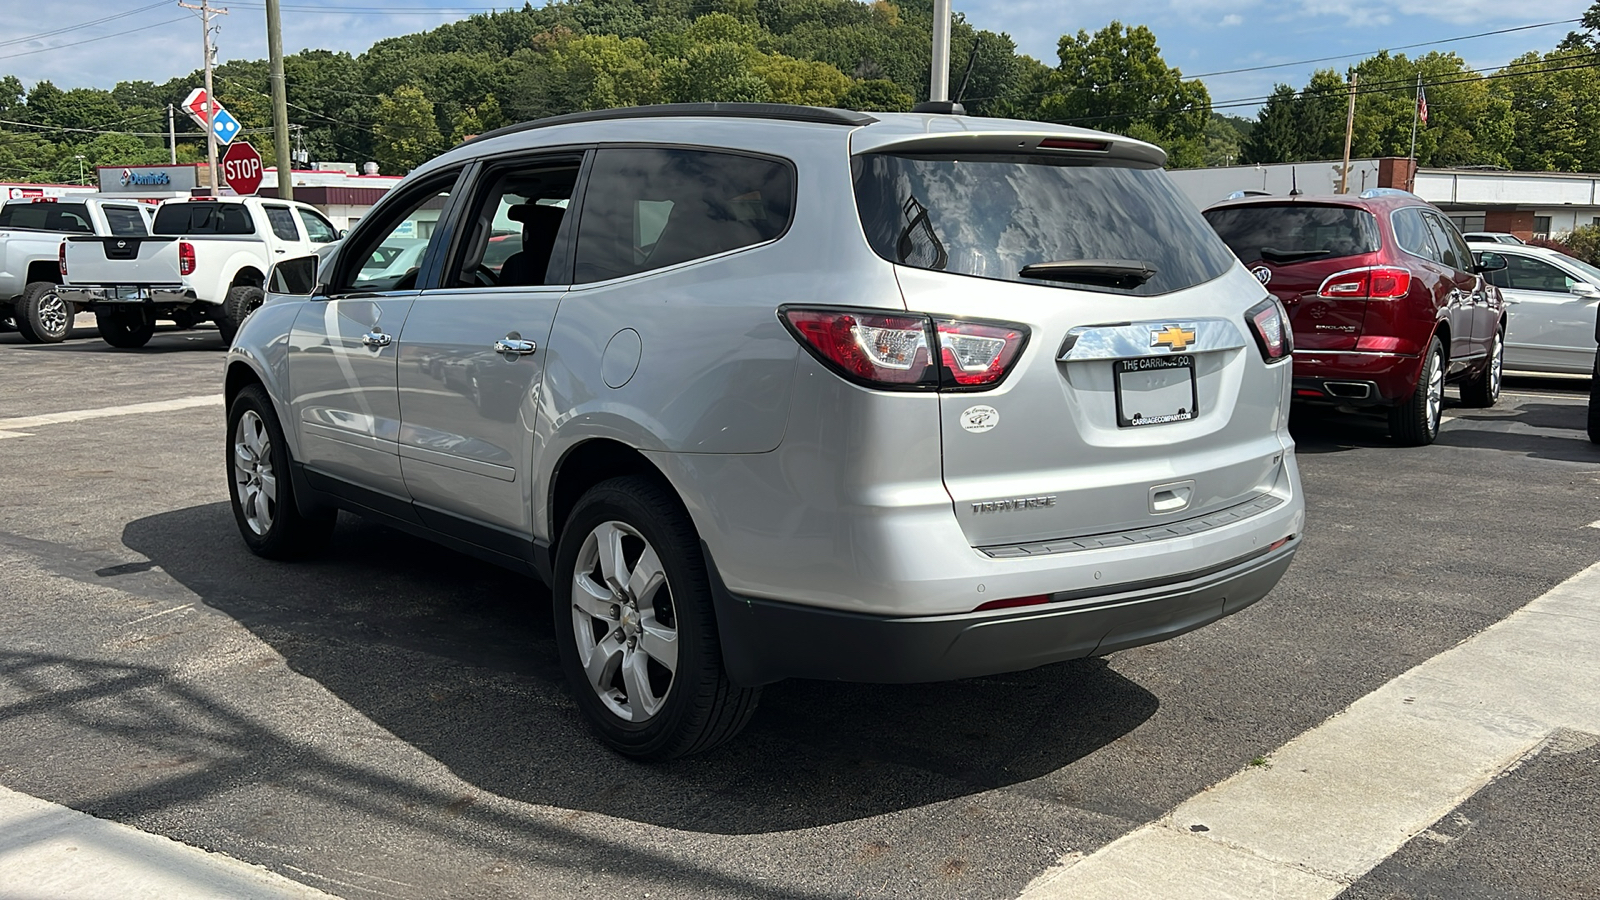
[1449,403,1585,432]
[120,502,1158,835]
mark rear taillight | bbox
[57,241,66,279]
[1246,297,1292,363]
[179,241,196,276]
[1317,266,1411,300]
[779,305,1029,392]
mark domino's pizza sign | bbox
[98,165,197,193]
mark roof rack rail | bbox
[1358,187,1420,200]
[465,103,878,146]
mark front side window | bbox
[861,154,1235,296]
[1204,203,1379,268]
[296,208,338,243]
[102,206,148,236]
[574,148,794,284]
[264,206,301,241]
[1486,255,1576,293]
[330,172,457,294]
[1421,212,1464,271]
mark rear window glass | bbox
[853,155,1235,296]
[102,206,148,237]
[1203,204,1380,267]
[574,148,794,284]
[153,202,255,235]
[0,202,92,233]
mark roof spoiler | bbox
[851,130,1167,168]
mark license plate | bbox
[1114,355,1198,427]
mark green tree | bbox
[372,85,444,173]
[1241,85,1300,163]
[839,78,913,111]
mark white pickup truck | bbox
[59,196,339,348]
[0,195,154,343]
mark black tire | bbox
[216,285,264,345]
[1389,336,1444,446]
[226,384,337,559]
[1459,327,1503,409]
[17,281,72,343]
[553,475,760,760]
[1587,352,1600,444]
[96,308,155,349]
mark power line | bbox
[0,17,190,62]
[0,0,171,50]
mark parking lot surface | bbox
[1,320,1597,899]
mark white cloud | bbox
[1220,14,1244,27]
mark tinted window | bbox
[859,155,1234,296]
[1421,212,1463,270]
[1204,204,1379,267]
[575,148,794,284]
[102,206,148,236]
[264,206,300,241]
[153,202,255,235]
[1486,255,1576,293]
[1393,208,1438,261]
[296,208,338,243]
[449,158,580,288]
[0,202,92,233]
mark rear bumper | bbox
[1291,349,1420,405]
[709,539,1298,686]
[58,285,194,306]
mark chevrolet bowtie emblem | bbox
[1151,325,1197,352]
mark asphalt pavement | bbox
[0,319,1597,899]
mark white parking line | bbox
[0,396,221,439]
[1019,560,1600,900]
[0,784,337,899]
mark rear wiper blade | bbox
[1019,259,1156,290]
[1259,246,1332,264]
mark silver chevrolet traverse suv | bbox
[227,103,1304,759]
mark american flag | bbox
[1417,83,1428,124]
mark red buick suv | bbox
[1204,189,1506,445]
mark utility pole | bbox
[265,0,292,200]
[179,0,227,196]
[1338,70,1358,194]
[929,0,951,103]
[168,103,177,164]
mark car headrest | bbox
[507,203,565,227]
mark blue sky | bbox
[0,0,1591,117]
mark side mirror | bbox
[338,229,349,239]
[1473,253,1507,274]
[1572,281,1600,299]
[269,254,321,296]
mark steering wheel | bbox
[472,264,499,288]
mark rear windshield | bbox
[0,202,92,233]
[1204,204,1380,265]
[852,154,1236,296]
[153,202,255,235]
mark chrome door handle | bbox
[361,331,391,348]
[494,338,537,355]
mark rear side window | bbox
[102,206,148,236]
[1392,207,1438,261]
[1203,204,1379,267]
[855,154,1236,296]
[264,206,301,241]
[0,202,93,233]
[574,148,794,284]
[153,203,255,235]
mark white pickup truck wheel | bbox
[17,282,71,344]
[217,285,264,344]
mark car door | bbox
[286,168,464,518]
[1434,216,1500,346]
[1482,250,1599,374]
[1420,210,1481,361]
[395,152,585,550]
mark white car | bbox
[1463,232,1524,246]
[1471,244,1600,374]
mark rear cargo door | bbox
[63,235,180,286]
[854,153,1292,549]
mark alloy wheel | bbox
[1426,350,1444,435]
[570,520,679,723]
[232,410,277,536]
[37,291,69,338]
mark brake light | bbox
[1038,138,1109,152]
[57,241,66,279]
[937,319,1028,388]
[974,594,1051,612]
[1245,297,1292,362]
[179,241,195,276]
[780,306,1030,391]
[1318,266,1411,300]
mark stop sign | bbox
[221,141,263,195]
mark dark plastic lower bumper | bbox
[1291,350,1421,406]
[707,540,1298,687]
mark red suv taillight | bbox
[1317,265,1411,300]
[57,241,66,279]
[1246,296,1292,362]
[178,241,196,276]
[779,306,1029,391]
